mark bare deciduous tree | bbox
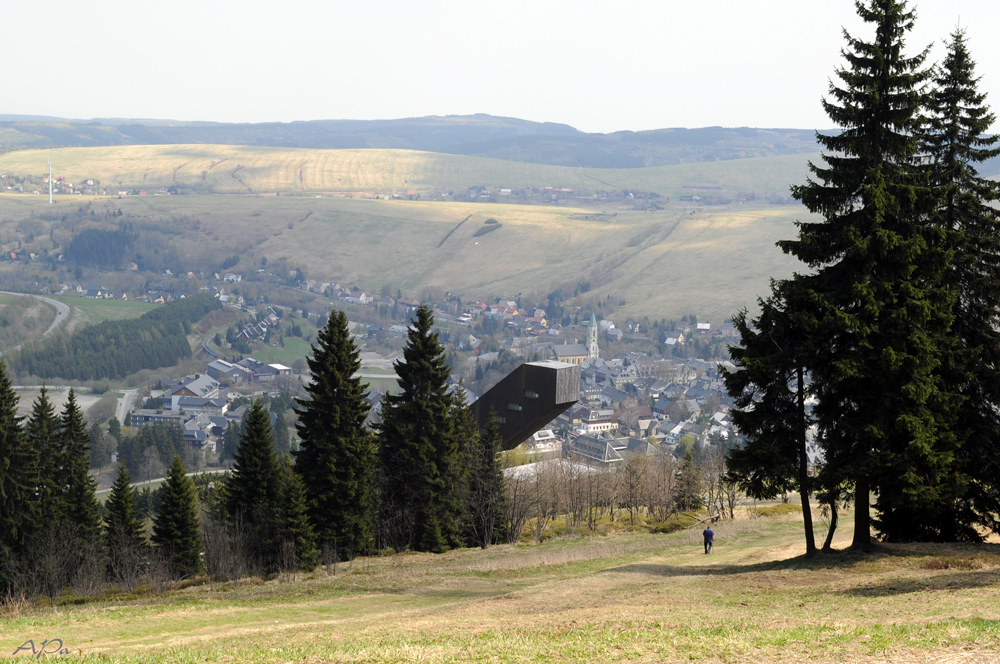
[646,452,677,522]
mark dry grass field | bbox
[0,145,814,198]
[0,191,814,323]
[0,293,55,352]
[0,145,823,322]
[2,510,998,663]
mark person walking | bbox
[703,524,714,554]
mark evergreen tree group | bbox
[226,401,317,572]
[0,375,106,593]
[724,1,1000,548]
[291,304,506,557]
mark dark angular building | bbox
[470,359,580,450]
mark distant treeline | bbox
[3,115,1000,173]
[64,224,137,268]
[14,295,220,380]
[0,116,821,169]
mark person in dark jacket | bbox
[703,525,714,554]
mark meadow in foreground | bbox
[2,510,998,663]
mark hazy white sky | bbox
[4,1,999,133]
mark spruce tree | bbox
[226,401,280,518]
[922,29,1000,540]
[60,389,102,545]
[722,292,817,555]
[295,309,375,558]
[0,360,30,591]
[275,458,319,570]
[25,387,63,525]
[221,421,240,461]
[675,449,703,512]
[104,463,148,587]
[782,0,952,547]
[152,455,202,578]
[378,305,462,552]
[226,400,281,571]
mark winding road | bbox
[0,291,71,354]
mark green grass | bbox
[359,375,401,395]
[251,336,312,367]
[49,295,160,327]
[3,509,999,662]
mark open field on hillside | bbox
[49,296,160,328]
[0,145,815,198]
[0,293,55,351]
[3,510,999,663]
[0,193,814,323]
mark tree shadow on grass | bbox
[603,542,1000,595]
[603,543,1000,594]
[842,569,1000,597]
[603,552,862,578]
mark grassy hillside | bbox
[0,116,825,168]
[3,510,998,662]
[50,296,160,328]
[0,145,814,198]
[0,293,55,351]
[0,192,813,323]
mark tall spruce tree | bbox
[378,305,463,552]
[226,400,281,571]
[25,387,63,526]
[104,463,148,587]
[60,389,102,545]
[0,360,30,591]
[226,401,280,518]
[152,455,202,578]
[723,291,817,555]
[922,29,1000,540]
[295,309,375,559]
[782,0,954,547]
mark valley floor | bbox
[3,511,999,663]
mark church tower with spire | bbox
[587,312,599,359]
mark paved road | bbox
[115,388,139,424]
[96,468,230,495]
[0,291,72,354]
[36,295,70,340]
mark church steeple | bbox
[587,312,599,359]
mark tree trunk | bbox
[821,499,838,552]
[852,477,871,550]
[796,366,817,556]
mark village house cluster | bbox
[128,358,292,453]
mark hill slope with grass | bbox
[0,193,813,323]
[0,115,826,168]
[3,508,998,663]
[0,144,816,197]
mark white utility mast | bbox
[48,160,52,204]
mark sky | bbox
[4,1,999,134]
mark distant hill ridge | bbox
[0,114,824,168]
